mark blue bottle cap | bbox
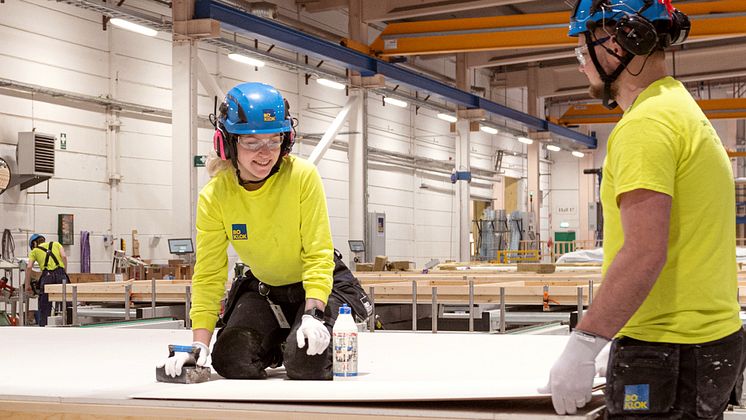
[339,303,351,315]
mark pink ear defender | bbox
[213,129,227,160]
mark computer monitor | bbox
[168,238,194,255]
[348,240,365,253]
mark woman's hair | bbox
[206,150,235,179]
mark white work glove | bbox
[296,314,330,356]
[538,331,609,415]
[156,342,210,378]
[595,342,611,378]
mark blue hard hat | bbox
[29,234,43,250]
[569,0,674,37]
[219,82,292,135]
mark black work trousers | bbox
[211,274,334,380]
[35,268,68,327]
[605,327,746,419]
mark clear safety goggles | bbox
[237,135,283,152]
[574,36,610,67]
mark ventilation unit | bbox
[18,132,55,176]
[8,131,55,191]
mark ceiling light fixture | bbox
[517,136,533,145]
[546,144,561,152]
[572,151,585,158]
[228,53,265,67]
[436,113,457,123]
[316,78,345,90]
[110,18,158,37]
[480,126,498,135]
[383,97,408,108]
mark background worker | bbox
[159,82,370,380]
[24,234,69,327]
[540,0,745,417]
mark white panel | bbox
[2,0,105,49]
[55,152,107,182]
[118,184,171,211]
[111,30,172,66]
[118,131,172,161]
[119,116,172,139]
[115,80,172,110]
[112,54,172,89]
[0,55,109,98]
[321,178,348,201]
[120,157,172,186]
[0,17,108,79]
[326,197,348,219]
[414,208,454,228]
[117,209,176,236]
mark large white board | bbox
[0,327,603,403]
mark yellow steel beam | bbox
[370,0,746,56]
[558,98,746,126]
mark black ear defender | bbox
[614,13,659,56]
[281,98,296,156]
[212,99,235,161]
[665,9,690,47]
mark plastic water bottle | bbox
[333,304,358,377]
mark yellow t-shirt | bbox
[190,155,335,331]
[29,242,65,271]
[601,76,741,344]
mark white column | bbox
[455,121,471,262]
[348,92,365,244]
[526,64,541,242]
[348,0,368,263]
[172,41,199,239]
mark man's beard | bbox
[589,81,619,101]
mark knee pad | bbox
[212,326,267,379]
[283,334,332,380]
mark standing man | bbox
[25,234,69,327]
[541,0,745,417]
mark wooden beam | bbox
[369,1,746,56]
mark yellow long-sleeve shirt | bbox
[190,155,334,331]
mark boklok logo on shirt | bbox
[232,224,248,240]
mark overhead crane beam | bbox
[369,0,746,57]
[557,98,746,126]
[193,0,596,148]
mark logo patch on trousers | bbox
[624,384,650,411]
[232,224,248,240]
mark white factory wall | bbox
[0,0,549,273]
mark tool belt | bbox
[221,249,373,326]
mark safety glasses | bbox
[574,36,611,66]
[237,135,283,152]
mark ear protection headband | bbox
[281,98,296,156]
[212,97,295,161]
[589,0,690,57]
[211,100,233,161]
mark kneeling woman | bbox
[162,82,369,380]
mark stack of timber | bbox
[45,280,192,303]
[44,272,746,306]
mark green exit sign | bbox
[193,155,207,167]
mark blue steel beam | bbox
[194,0,596,149]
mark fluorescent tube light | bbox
[546,144,561,152]
[383,97,408,108]
[480,126,498,135]
[316,78,346,90]
[110,18,158,37]
[228,53,265,67]
[572,151,585,158]
[436,113,457,123]
[517,136,533,145]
